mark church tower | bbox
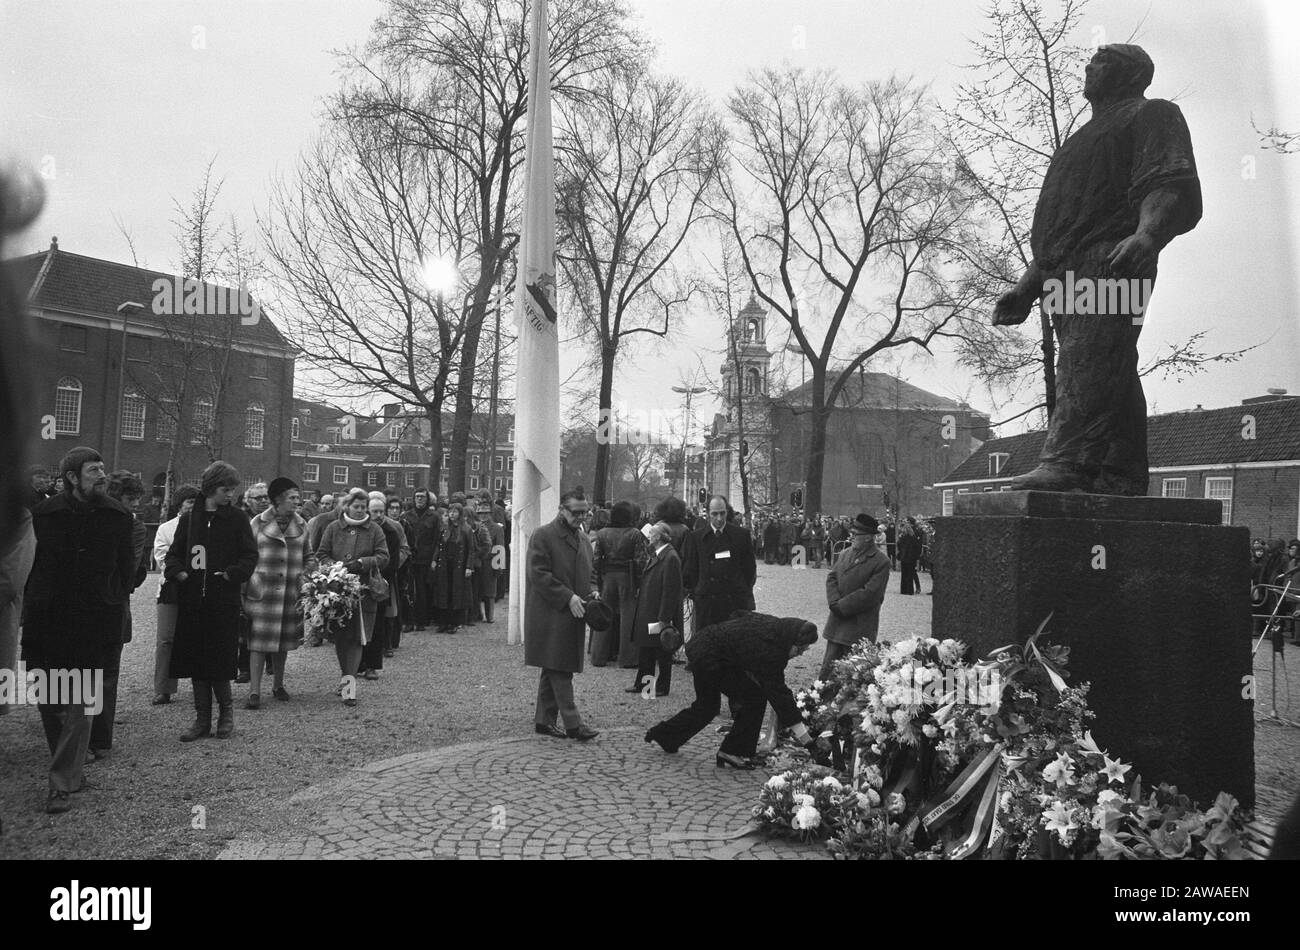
[719,295,772,416]
[707,295,775,509]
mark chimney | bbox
[1241,389,1297,405]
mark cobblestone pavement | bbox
[215,562,932,861]
[5,557,1292,858]
[218,728,828,860]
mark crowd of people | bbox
[2,443,946,814]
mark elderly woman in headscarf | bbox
[315,487,389,705]
[644,611,830,769]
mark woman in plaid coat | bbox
[243,478,315,709]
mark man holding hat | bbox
[820,512,890,681]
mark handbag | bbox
[658,623,683,653]
[367,569,390,601]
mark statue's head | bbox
[1084,44,1154,104]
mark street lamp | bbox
[113,300,146,472]
[671,385,706,499]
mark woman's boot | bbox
[213,679,235,738]
[180,681,212,742]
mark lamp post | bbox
[671,384,706,499]
[113,301,145,472]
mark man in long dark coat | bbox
[629,521,684,697]
[401,490,441,630]
[525,488,599,741]
[993,44,1202,495]
[21,447,135,813]
[681,495,757,630]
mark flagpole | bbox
[507,0,560,646]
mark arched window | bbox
[244,402,265,449]
[745,318,761,341]
[192,398,214,444]
[745,367,762,396]
[55,376,82,434]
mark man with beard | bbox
[21,447,135,813]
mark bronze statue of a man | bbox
[993,44,1202,495]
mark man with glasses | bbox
[21,447,135,813]
[525,488,599,741]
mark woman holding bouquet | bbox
[315,488,389,705]
[243,478,315,709]
[431,501,474,634]
[166,462,259,741]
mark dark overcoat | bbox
[21,492,135,670]
[432,523,474,610]
[681,522,757,629]
[524,515,594,673]
[166,503,259,680]
[631,544,684,649]
[823,542,890,646]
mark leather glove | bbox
[829,603,845,619]
[345,559,363,574]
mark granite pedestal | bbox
[932,491,1254,808]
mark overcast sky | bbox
[3,0,1297,442]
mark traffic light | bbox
[740,439,749,455]
[698,488,707,505]
[791,487,803,509]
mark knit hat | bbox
[268,476,299,504]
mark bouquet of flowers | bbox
[752,766,859,841]
[754,619,1259,861]
[299,562,364,643]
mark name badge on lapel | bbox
[714,550,731,560]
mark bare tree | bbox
[944,0,1096,420]
[716,67,983,517]
[699,227,763,519]
[262,102,476,489]
[334,0,642,493]
[555,64,721,503]
[123,159,260,506]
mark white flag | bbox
[508,0,560,646]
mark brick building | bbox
[11,240,296,496]
[935,391,1300,539]
[288,399,516,502]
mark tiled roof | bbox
[940,397,1300,482]
[1147,398,1300,466]
[8,244,293,352]
[784,370,983,415]
[943,430,1047,482]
